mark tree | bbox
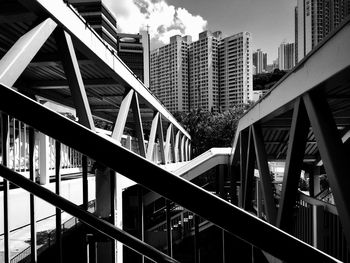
[174,106,248,157]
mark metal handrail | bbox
[0,84,340,262]
[298,192,338,215]
[0,165,178,263]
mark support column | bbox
[1,114,10,263]
[137,187,145,263]
[95,166,115,263]
[239,131,248,208]
[277,98,309,232]
[55,141,62,263]
[116,173,123,263]
[194,215,200,263]
[252,124,277,224]
[29,127,37,262]
[244,127,255,211]
[39,132,50,185]
[304,91,350,246]
[166,200,173,257]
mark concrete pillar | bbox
[39,132,49,185]
[95,166,116,263]
[116,173,123,263]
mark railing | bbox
[0,117,91,183]
[9,201,96,263]
[0,84,340,262]
[294,193,350,263]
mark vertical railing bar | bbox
[12,118,15,171]
[55,140,62,263]
[24,123,27,173]
[194,214,200,263]
[82,155,88,211]
[110,169,116,263]
[166,199,172,257]
[2,114,10,263]
[29,126,37,262]
[18,120,21,172]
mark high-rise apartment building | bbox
[219,32,253,111]
[296,0,350,62]
[253,49,267,74]
[150,35,192,112]
[150,31,252,113]
[189,31,221,112]
[278,42,295,70]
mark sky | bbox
[104,0,297,64]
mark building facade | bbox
[150,35,191,112]
[219,32,253,111]
[278,42,295,70]
[253,49,267,74]
[296,0,350,62]
[189,31,221,112]
[150,31,253,113]
[116,33,145,82]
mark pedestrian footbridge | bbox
[0,0,350,262]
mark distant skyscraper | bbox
[253,49,267,74]
[296,0,350,62]
[189,31,221,112]
[278,43,295,70]
[219,32,253,111]
[116,33,145,81]
[150,35,191,112]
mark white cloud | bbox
[105,0,207,47]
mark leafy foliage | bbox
[174,105,250,157]
[253,69,287,91]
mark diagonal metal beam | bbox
[180,134,185,162]
[18,0,190,140]
[252,123,277,225]
[0,18,57,87]
[55,29,95,130]
[147,112,159,161]
[277,98,310,232]
[243,126,256,211]
[185,138,189,161]
[303,91,350,247]
[0,165,178,263]
[0,83,340,263]
[157,114,166,164]
[174,131,180,163]
[164,124,173,163]
[131,93,146,157]
[239,130,248,207]
[112,89,134,142]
